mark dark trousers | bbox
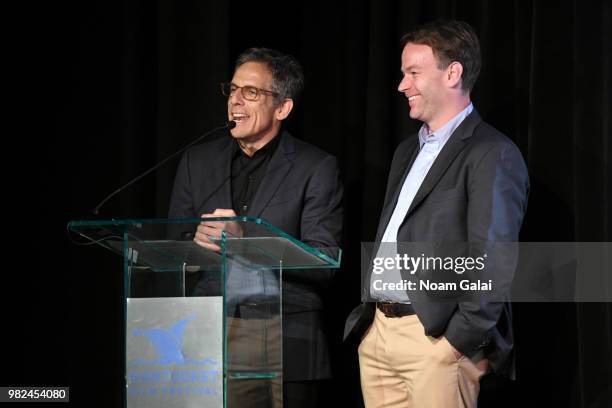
[284,380,330,408]
[227,379,330,408]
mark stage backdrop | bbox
[29,0,612,407]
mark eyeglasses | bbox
[220,82,279,101]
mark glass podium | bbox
[69,217,341,408]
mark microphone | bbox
[92,121,236,215]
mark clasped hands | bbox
[194,208,243,252]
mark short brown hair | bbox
[401,20,481,92]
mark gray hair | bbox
[235,47,304,105]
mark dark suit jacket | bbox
[344,110,529,378]
[169,130,344,381]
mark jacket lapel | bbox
[248,131,295,218]
[375,137,420,242]
[403,110,482,219]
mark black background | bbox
[11,0,612,407]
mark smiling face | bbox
[227,61,287,147]
[398,42,454,131]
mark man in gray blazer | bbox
[344,21,529,407]
[169,48,343,407]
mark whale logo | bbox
[130,313,219,366]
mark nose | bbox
[398,74,411,93]
[229,88,244,105]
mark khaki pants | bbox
[358,309,487,408]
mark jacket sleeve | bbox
[168,151,196,219]
[283,155,344,287]
[444,141,529,356]
[167,151,198,240]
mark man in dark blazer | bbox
[169,48,343,407]
[344,21,529,407]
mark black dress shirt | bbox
[231,135,280,216]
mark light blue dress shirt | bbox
[371,103,474,302]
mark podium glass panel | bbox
[69,217,341,408]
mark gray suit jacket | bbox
[345,110,529,378]
[169,130,344,381]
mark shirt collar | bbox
[232,132,281,160]
[418,103,474,149]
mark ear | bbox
[446,61,464,89]
[275,99,294,121]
